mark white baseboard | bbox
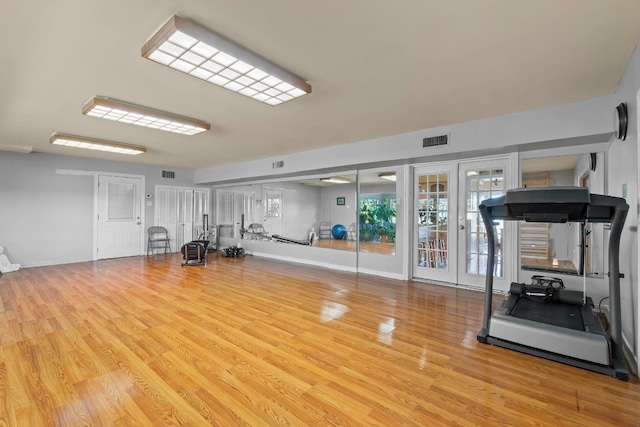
[356,268,405,281]
[21,257,94,268]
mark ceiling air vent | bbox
[423,134,449,148]
[272,160,284,169]
[162,170,175,179]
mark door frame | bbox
[93,172,146,260]
[411,154,518,289]
[456,156,517,291]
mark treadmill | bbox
[476,186,629,380]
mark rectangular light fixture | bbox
[142,15,311,106]
[0,144,32,154]
[50,133,146,155]
[378,172,397,182]
[82,96,210,135]
[320,177,351,184]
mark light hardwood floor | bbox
[0,253,638,426]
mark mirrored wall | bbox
[212,168,399,258]
[214,173,358,252]
[358,170,397,256]
[520,152,604,276]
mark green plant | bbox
[358,198,396,243]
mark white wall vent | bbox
[423,134,449,148]
[162,170,175,179]
[272,160,284,169]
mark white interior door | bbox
[263,188,283,236]
[97,175,143,259]
[457,159,511,291]
[413,164,458,283]
[156,187,178,251]
[178,189,194,247]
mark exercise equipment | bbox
[331,224,347,239]
[197,214,217,251]
[476,186,629,380]
[271,234,314,246]
[221,245,245,257]
[181,240,209,266]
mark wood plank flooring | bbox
[0,253,638,426]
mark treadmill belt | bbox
[511,298,584,331]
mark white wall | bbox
[195,95,613,185]
[0,151,199,267]
[609,42,640,372]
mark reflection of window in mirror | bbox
[358,171,397,256]
[520,153,604,277]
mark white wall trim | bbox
[356,267,405,281]
[19,258,95,269]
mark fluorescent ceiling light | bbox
[0,144,32,154]
[82,96,210,135]
[50,133,146,155]
[142,15,311,106]
[378,172,396,182]
[320,177,351,184]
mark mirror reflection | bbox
[520,153,604,276]
[215,174,357,251]
[358,171,397,255]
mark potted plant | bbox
[374,198,396,243]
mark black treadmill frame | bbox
[476,186,629,380]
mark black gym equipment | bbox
[181,240,209,266]
[476,186,629,380]
[271,234,315,246]
[221,245,245,258]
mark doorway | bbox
[413,157,512,290]
[97,174,144,259]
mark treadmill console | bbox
[504,187,590,222]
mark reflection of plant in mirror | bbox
[359,198,396,243]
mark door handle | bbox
[459,225,465,230]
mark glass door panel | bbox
[458,160,510,290]
[414,164,457,283]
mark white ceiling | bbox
[2,1,640,170]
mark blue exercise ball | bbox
[331,224,347,239]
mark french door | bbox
[457,159,510,291]
[413,158,512,291]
